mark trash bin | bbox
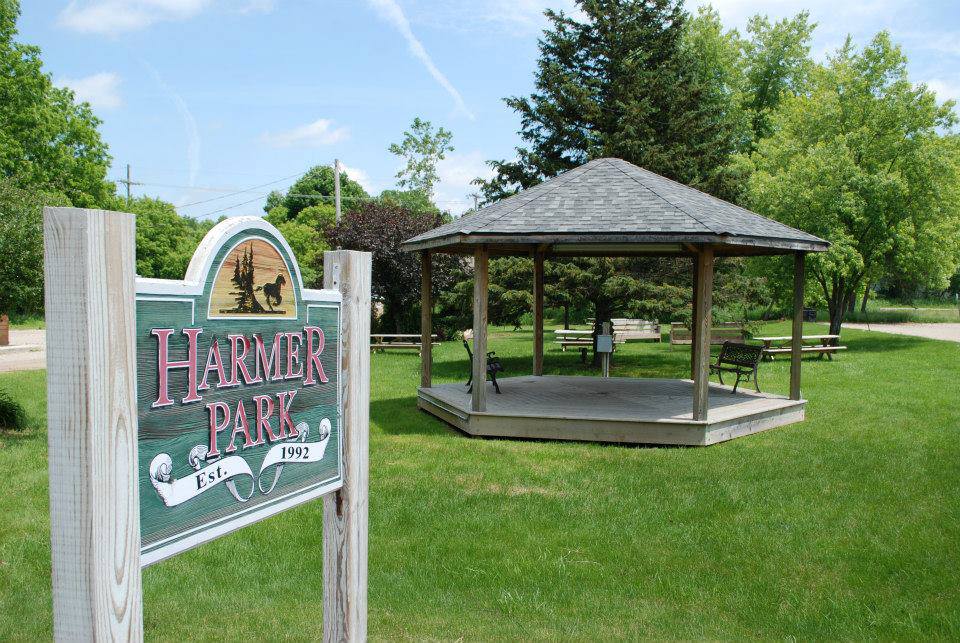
[802,307,816,322]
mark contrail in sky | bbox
[142,60,202,197]
[366,0,475,120]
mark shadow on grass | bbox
[371,394,457,437]
[841,333,931,354]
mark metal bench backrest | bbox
[717,341,763,368]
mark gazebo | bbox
[401,158,829,446]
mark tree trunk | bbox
[590,299,611,368]
[828,285,858,335]
[860,283,871,313]
[563,305,570,330]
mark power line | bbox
[191,191,470,219]
[195,193,272,219]
[177,172,304,208]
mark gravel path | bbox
[0,329,46,373]
[844,322,960,343]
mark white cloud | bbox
[238,0,276,14]
[261,119,350,148]
[339,163,375,194]
[924,78,960,103]
[366,0,474,120]
[435,150,494,214]
[59,0,210,35]
[408,0,579,37]
[56,71,122,110]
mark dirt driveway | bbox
[0,329,45,372]
[844,322,960,343]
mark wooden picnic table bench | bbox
[752,334,846,360]
[554,329,594,362]
[371,333,439,354]
[669,321,746,345]
[611,318,661,342]
[586,319,662,342]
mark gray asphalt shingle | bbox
[403,158,827,249]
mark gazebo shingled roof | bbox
[402,157,827,256]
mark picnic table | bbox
[554,329,594,362]
[753,334,846,360]
[371,333,438,354]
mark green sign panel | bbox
[135,217,342,565]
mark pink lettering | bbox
[199,339,227,390]
[277,390,298,438]
[253,333,283,382]
[285,332,303,379]
[304,326,329,385]
[226,399,255,453]
[152,327,202,407]
[252,394,277,444]
[206,401,230,457]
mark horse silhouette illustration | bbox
[256,274,286,312]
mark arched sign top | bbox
[184,216,307,293]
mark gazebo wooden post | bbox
[472,245,489,412]
[690,255,700,380]
[692,247,714,421]
[420,250,432,389]
[790,251,806,400]
[532,248,545,376]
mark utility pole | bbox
[334,158,342,223]
[117,164,141,205]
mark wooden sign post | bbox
[43,208,371,642]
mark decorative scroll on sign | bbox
[136,217,342,565]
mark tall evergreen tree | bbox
[477,0,741,202]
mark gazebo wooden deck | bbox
[402,158,829,446]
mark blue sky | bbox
[17,0,960,219]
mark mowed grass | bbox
[1,322,958,640]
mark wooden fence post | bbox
[322,250,372,643]
[43,207,143,642]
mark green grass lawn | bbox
[1,323,958,639]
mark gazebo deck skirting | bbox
[417,376,805,447]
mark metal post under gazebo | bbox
[403,158,828,446]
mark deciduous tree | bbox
[388,117,453,199]
[743,33,960,333]
[323,202,465,334]
[265,165,367,220]
[0,0,113,207]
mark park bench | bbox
[710,341,764,393]
[610,318,661,342]
[669,321,746,345]
[370,333,438,354]
[554,329,593,363]
[753,334,847,360]
[463,329,504,393]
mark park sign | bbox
[44,207,369,641]
[135,217,342,565]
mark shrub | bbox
[0,389,27,431]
